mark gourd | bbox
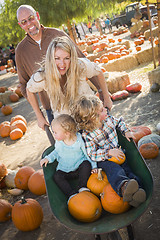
[10,120,27,133]
[0,199,12,222]
[12,197,43,231]
[130,125,152,144]
[68,191,102,222]
[100,183,130,214]
[10,115,27,125]
[5,169,18,188]
[111,90,129,101]
[126,83,142,93]
[138,134,160,149]
[87,168,108,196]
[0,123,11,137]
[0,163,8,181]
[9,93,19,102]
[28,169,46,195]
[10,128,23,140]
[108,152,126,165]
[14,166,35,190]
[1,105,12,115]
[139,142,159,159]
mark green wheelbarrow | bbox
[42,126,153,240]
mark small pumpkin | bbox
[15,87,23,98]
[68,191,102,222]
[136,46,141,51]
[111,90,129,101]
[0,123,11,137]
[14,166,35,190]
[130,125,152,144]
[10,120,27,133]
[108,152,126,165]
[126,83,142,93]
[0,101,3,108]
[0,121,10,131]
[28,169,46,195]
[0,87,6,93]
[138,134,160,149]
[0,178,6,189]
[0,163,8,181]
[10,128,23,140]
[1,105,12,116]
[139,142,159,159]
[100,183,130,214]
[0,199,12,222]
[12,197,43,231]
[10,115,27,125]
[87,168,108,196]
[9,93,19,102]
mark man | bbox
[16,5,112,129]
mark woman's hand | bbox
[37,114,49,130]
[125,131,136,142]
[40,158,49,167]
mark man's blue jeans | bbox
[97,159,141,197]
[46,109,54,125]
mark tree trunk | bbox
[67,19,76,43]
[157,0,160,65]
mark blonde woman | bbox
[26,36,112,129]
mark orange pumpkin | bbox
[14,166,35,190]
[87,168,108,196]
[155,39,159,45]
[9,93,19,102]
[0,87,6,93]
[0,124,11,137]
[136,46,141,51]
[68,191,102,222]
[10,120,27,133]
[28,169,46,195]
[139,142,159,159]
[108,152,126,165]
[12,197,43,231]
[0,199,12,222]
[1,105,12,115]
[0,163,8,181]
[0,121,10,131]
[130,125,152,144]
[101,183,130,214]
[10,115,27,125]
[0,102,2,108]
[15,87,23,98]
[10,128,23,140]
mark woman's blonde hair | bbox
[44,36,79,112]
[72,95,102,132]
[51,114,77,136]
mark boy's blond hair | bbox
[51,114,77,135]
[72,95,102,132]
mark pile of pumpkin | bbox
[0,164,45,231]
[0,115,27,140]
[68,155,130,223]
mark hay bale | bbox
[148,66,160,85]
[106,72,130,94]
[118,40,130,50]
[144,26,158,39]
[102,55,138,72]
[0,91,13,104]
[135,46,158,64]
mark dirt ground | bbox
[0,38,160,239]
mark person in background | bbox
[87,21,92,34]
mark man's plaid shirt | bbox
[82,114,130,162]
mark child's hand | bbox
[108,148,124,162]
[40,158,49,167]
[125,131,136,142]
[91,168,98,174]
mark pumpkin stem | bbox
[97,168,103,180]
[21,196,27,204]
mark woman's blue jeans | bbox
[97,159,141,197]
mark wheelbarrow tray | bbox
[42,129,153,235]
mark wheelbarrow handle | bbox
[44,125,55,146]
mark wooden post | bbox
[146,0,156,69]
[157,0,160,65]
